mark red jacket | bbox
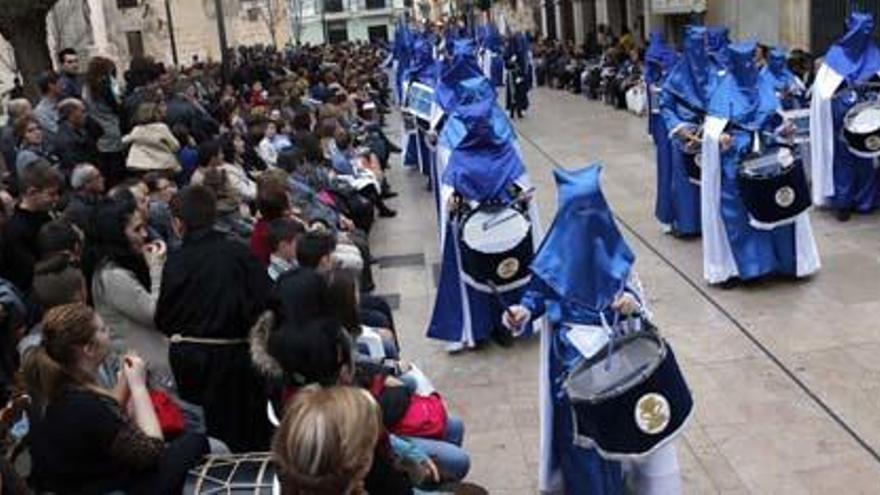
[249,218,271,266]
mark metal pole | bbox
[164,0,179,66]
[321,0,328,43]
[214,0,230,82]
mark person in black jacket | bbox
[54,99,100,176]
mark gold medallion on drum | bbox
[867,135,880,152]
[496,257,521,280]
[635,393,671,435]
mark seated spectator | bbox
[24,303,208,494]
[33,71,62,139]
[64,163,106,235]
[273,385,382,495]
[143,172,180,249]
[38,218,84,262]
[219,132,257,203]
[251,173,296,265]
[14,116,59,176]
[88,200,173,388]
[55,98,100,175]
[172,123,199,186]
[257,120,288,166]
[123,102,182,175]
[192,139,254,238]
[267,217,304,282]
[0,99,31,178]
[2,161,61,293]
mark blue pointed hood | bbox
[825,11,880,83]
[405,37,439,85]
[708,41,778,129]
[761,47,797,91]
[436,54,486,112]
[663,26,712,111]
[707,26,731,69]
[480,23,504,52]
[645,32,677,84]
[530,164,635,311]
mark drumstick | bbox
[489,281,517,323]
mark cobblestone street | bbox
[372,87,880,494]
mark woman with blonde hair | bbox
[24,303,208,494]
[273,385,381,495]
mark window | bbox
[366,0,386,9]
[325,0,344,13]
[368,25,389,42]
[117,0,139,8]
[126,31,145,58]
[327,21,348,44]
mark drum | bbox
[843,101,880,158]
[563,319,693,460]
[736,146,811,225]
[779,108,811,145]
[185,453,277,494]
[458,203,533,291]
[686,152,701,185]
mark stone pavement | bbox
[369,88,880,494]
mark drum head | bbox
[566,333,666,404]
[461,207,531,254]
[186,453,276,495]
[847,104,880,134]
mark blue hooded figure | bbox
[810,11,880,217]
[504,164,683,494]
[402,36,441,180]
[760,48,807,109]
[391,17,414,104]
[427,72,543,353]
[478,23,506,87]
[706,26,731,75]
[645,32,680,226]
[658,26,708,236]
[505,32,533,119]
[700,41,820,284]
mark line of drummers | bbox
[393,24,695,493]
[646,13,880,286]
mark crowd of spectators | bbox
[0,40,471,494]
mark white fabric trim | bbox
[700,116,740,284]
[809,64,844,205]
[794,208,821,277]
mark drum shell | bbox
[842,126,880,159]
[457,206,534,291]
[736,158,811,224]
[185,453,276,494]
[569,343,693,460]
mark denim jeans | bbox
[404,415,470,482]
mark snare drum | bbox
[185,453,277,494]
[736,146,811,225]
[458,203,533,291]
[563,319,693,460]
[843,101,880,158]
[402,110,418,133]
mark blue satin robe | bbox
[659,92,702,235]
[829,90,880,212]
[718,127,798,280]
[520,278,626,495]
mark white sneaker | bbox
[445,341,466,354]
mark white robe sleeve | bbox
[809,64,844,205]
[700,116,739,284]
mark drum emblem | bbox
[775,186,796,208]
[867,135,880,152]
[635,393,671,435]
[497,257,520,280]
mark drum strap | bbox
[169,334,249,346]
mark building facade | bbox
[533,0,817,52]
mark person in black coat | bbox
[155,185,272,452]
[54,99,100,176]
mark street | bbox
[371,86,880,494]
